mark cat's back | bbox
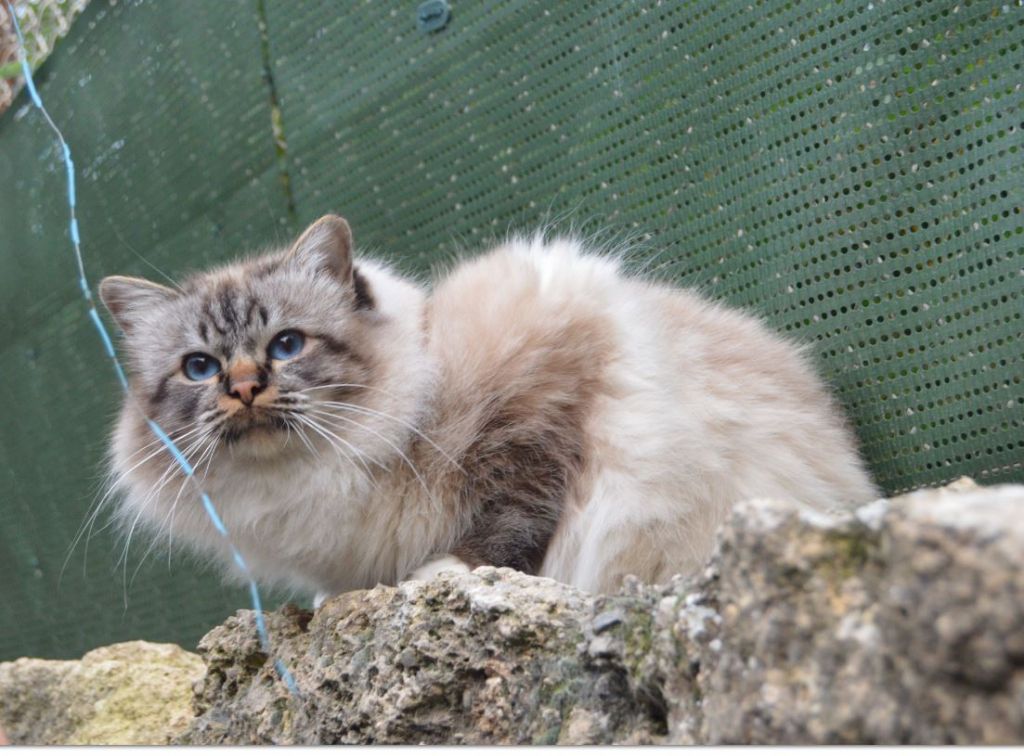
[425,235,876,508]
[427,235,624,351]
[425,234,831,428]
[421,235,875,590]
[426,234,800,401]
[424,236,621,458]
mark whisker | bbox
[108,425,207,487]
[117,427,217,605]
[169,432,221,562]
[315,399,463,473]
[285,415,321,459]
[139,431,220,585]
[62,420,208,586]
[290,386,463,474]
[115,412,219,466]
[307,407,437,510]
[297,382,409,404]
[291,412,381,491]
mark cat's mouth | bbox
[221,411,290,444]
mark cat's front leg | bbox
[406,553,473,582]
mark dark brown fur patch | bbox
[426,313,613,575]
[452,421,583,573]
[201,300,228,337]
[217,286,240,335]
[244,297,259,328]
[317,334,351,358]
[352,267,374,310]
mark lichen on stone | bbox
[0,641,204,745]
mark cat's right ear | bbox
[286,214,354,285]
[99,276,177,334]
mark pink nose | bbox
[228,379,263,406]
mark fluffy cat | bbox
[99,215,877,599]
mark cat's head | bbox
[100,215,428,470]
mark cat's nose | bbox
[228,379,264,406]
[225,360,266,406]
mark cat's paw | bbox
[406,554,472,582]
[313,591,332,609]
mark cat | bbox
[99,214,878,600]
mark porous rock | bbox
[178,477,1024,745]
[181,569,664,744]
[4,479,1022,744]
[0,641,204,745]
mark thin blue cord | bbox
[6,2,299,697]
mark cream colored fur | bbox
[107,232,878,598]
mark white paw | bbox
[313,591,331,609]
[407,554,472,582]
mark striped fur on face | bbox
[100,216,376,458]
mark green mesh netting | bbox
[0,0,1020,661]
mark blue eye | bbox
[183,352,221,381]
[268,329,305,360]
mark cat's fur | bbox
[100,215,878,597]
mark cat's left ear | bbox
[99,275,178,334]
[287,214,354,284]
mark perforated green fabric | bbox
[0,0,1020,660]
[263,0,1022,495]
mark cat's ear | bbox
[286,214,354,284]
[99,275,177,334]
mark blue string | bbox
[6,1,299,698]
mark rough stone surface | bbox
[176,478,1024,745]
[664,477,1024,744]
[4,479,1023,744]
[181,571,664,745]
[0,641,204,745]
